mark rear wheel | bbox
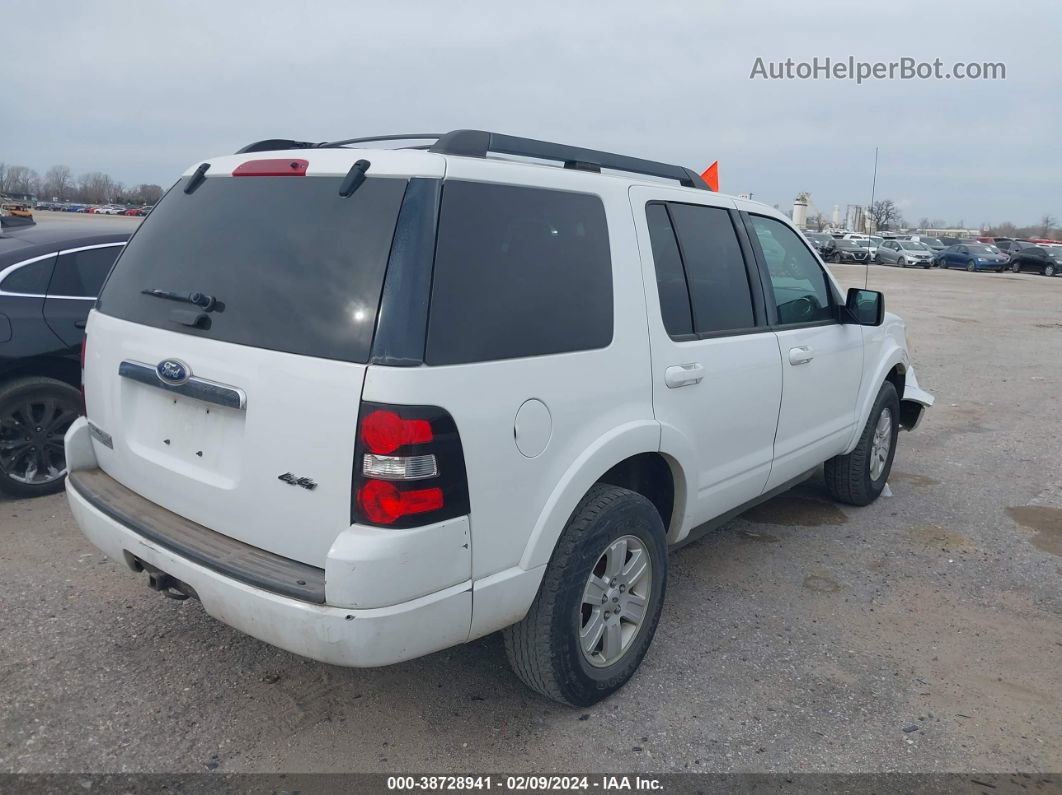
[1011,261,1021,273]
[1045,263,1056,277]
[0,377,81,498]
[824,381,900,507]
[504,484,668,706]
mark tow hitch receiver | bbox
[123,552,198,601]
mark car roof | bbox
[0,222,131,269]
[191,145,755,206]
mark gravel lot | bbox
[1,255,1060,775]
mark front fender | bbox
[845,325,908,453]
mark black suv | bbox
[1009,245,1061,276]
[0,221,129,497]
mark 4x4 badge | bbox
[278,472,317,491]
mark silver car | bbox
[877,239,934,268]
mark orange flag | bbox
[700,161,719,192]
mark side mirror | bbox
[845,288,884,326]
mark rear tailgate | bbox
[84,312,364,567]
[83,155,439,566]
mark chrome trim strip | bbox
[118,360,246,410]
[0,242,125,298]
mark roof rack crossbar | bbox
[428,129,709,190]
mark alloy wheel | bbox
[869,408,893,482]
[580,535,653,668]
[0,397,77,485]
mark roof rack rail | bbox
[320,133,445,148]
[235,139,323,154]
[429,129,709,190]
[234,130,710,190]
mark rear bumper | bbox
[64,418,472,667]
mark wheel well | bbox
[596,453,675,536]
[0,357,80,390]
[885,364,905,401]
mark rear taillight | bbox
[79,335,87,416]
[352,402,469,528]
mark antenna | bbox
[866,147,879,289]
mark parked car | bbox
[1008,245,1062,276]
[854,239,878,261]
[908,235,945,252]
[824,238,872,263]
[802,230,833,255]
[0,219,129,497]
[994,239,1035,256]
[877,239,934,268]
[936,243,1009,272]
[63,129,932,706]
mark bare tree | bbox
[1039,214,1056,238]
[917,217,931,231]
[77,172,115,204]
[43,165,73,200]
[3,165,38,197]
[811,212,826,231]
[869,199,901,231]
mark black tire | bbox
[898,258,907,267]
[504,484,668,706]
[0,376,81,499]
[967,260,976,272]
[1045,263,1056,277]
[923,263,931,269]
[1011,261,1021,273]
[824,381,900,507]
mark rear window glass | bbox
[50,245,123,297]
[1,256,55,294]
[97,175,406,363]
[425,181,612,365]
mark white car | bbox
[64,129,933,706]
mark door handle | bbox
[665,363,704,389]
[788,346,814,365]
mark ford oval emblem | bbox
[156,359,190,385]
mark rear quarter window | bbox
[1,256,55,295]
[425,181,613,365]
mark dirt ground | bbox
[1,258,1060,774]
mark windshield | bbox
[97,175,407,363]
[856,240,875,248]
[835,240,859,249]
[902,242,929,251]
[966,244,995,254]
[920,237,943,246]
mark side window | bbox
[644,203,693,337]
[49,245,123,297]
[748,214,834,326]
[667,203,755,334]
[425,181,613,365]
[0,255,56,295]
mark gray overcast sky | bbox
[4,0,1059,226]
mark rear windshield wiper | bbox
[141,288,219,311]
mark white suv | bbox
[64,130,933,706]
